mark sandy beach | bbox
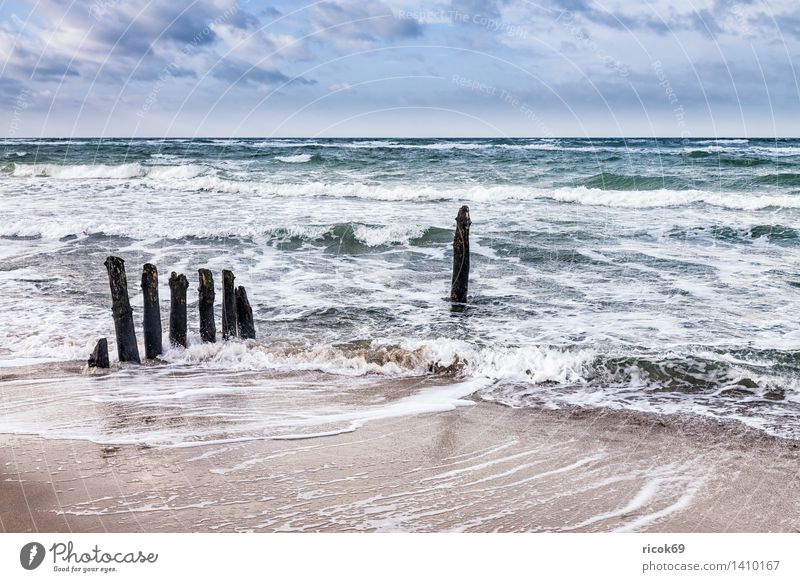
[2,398,798,533]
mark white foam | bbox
[144,164,209,179]
[162,340,427,377]
[156,338,596,387]
[257,378,487,442]
[8,161,799,211]
[13,162,145,179]
[352,224,426,246]
[275,154,313,163]
[613,477,705,532]
[695,138,749,145]
[544,187,800,210]
[11,162,209,180]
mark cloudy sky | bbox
[1,0,799,137]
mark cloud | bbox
[1,0,798,136]
[310,0,423,51]
[211,58,315,88]
[1,0,257,85]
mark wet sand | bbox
[1,402,798,532]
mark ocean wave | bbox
[695,139,749,145]
[665,224,799,244]
[266,223,445,249]
[580,172,688,191]
[754,173,800,186]
[749,146,800,157]
[0,220,448,247]
[12,162,146,179]
[275,154,314,163]
[158,339,798,406]
[543,187,800,210]
[6,167,799,210]
[11,162,210,180]
[160,338,595,383]
[143,176,800,210]
[715,157,775,167]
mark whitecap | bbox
[275,154,313,163]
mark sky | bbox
[1,0,799,137]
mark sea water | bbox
[1,137,799,444]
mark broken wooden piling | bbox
[169,272,189,348]
[87,338,109,368]
[198,268,216,343]
[141,263,162,359]
[450,205,471,303]
[235,286,256,340]
[221,269,237,339]
[104,256,141,363]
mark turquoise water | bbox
[1,137,799,441]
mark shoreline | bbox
[2,401,798,533]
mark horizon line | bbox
[1,135,797,140]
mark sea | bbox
[1,137,800,445]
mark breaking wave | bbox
[275,154,314,163]
[0,220,453,247]
[11,162,211,179]
[581,173,689,191]
[160,338,799,405]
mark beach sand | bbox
[1,400,798,532]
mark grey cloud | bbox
[311,0,422,50]
[211,59,316,88]
[548,0,800,40]
[4,0,258,83]
[549,0,724,36]
[752,10,800,40]
[448,0,506,20]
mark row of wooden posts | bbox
[88,259,256,368]
[88,204,472,368]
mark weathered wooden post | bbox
[87,338,109,368]
[198,268,216,343]
[141,263,162,359]
[104,256,141,363]
[235,286,256,339]
[221,269,237,339]
[168,272,189,348]
[450,205,471,303]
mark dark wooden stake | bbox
[221,269,237,339]
[104,256,141,363]
[235,286,256,339]
[450,205,471,303]
[168,272,189,348]
[141,263,162,359]
[87,338,109,368]
[198,268,216,343]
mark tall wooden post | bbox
[235,286,256,340]
[104,256,141,363]
[450,205,471,303]
[221,269,237,339]
[198,268,216,343]
[169,272,189,348]
[141,263,162,359]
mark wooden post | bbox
[104,256,141,363]
[198,268,216,343]
[235,286,256,339]
[169,272,189,348]
[221,269,237,339]
[87,338,109,368]
[450,205,471,303]
[141,263,162,359]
